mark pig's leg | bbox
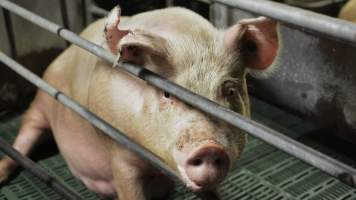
[0,96,49,183]
[110,145,151,200]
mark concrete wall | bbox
[0,0,84,57]
[0,0,85,115]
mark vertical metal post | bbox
[88,4,108,17]
[2,8,16,58]
[166,0,174,7]
[210,3,229,28]
[82,0,93,27]
[59,0,70,46]
[59,0,69,29]
[81,0,87,26]
[191,1,200,12]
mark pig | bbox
[339,0,356,23]
[0,6,279,199]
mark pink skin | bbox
[174,143,230,191]
[0,6,279,199]
[224,17,279,70]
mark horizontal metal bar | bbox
[196,0,213,4]
[197,0,356,44]
[214,0,356,44]
[89,4,108,17]
[0,136,83,200]
[285,0,346,8]
[1,0,356,189]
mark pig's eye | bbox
[164,91,171,98]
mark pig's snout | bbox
[184,144,230,190]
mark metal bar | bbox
[2,8,16,58]
[209,0,356,44]
[59,0,70,46]
[81,0,87,26]
[0,50,180,183]
[84,0,93,25]
[59,0,69,29]
[89,4,108,17]
[191,1,201,12]
[166,0,175,7]
[195,0,212,4]
[285,0,347,8]
[1,0,356,188]
[0,137,83,200]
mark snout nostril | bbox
[214,158,223,166]
[184,145,231,189]
[191,158,203,166]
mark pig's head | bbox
[104,7,279,192]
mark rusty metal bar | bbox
[2,8,16,58]
[0,0,356,189]
[0,136,83,200]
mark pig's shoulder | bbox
[42,19,108,101]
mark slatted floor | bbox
[1,97,356,199]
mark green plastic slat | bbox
[0,193,8,200]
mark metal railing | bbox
[1,7,16,58]
[1,0,356,199]
[198,0,356,45]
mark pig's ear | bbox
[225,17,279,77]
[117,29,169,65]
[104,7,169,66]
[104,6,130,54]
